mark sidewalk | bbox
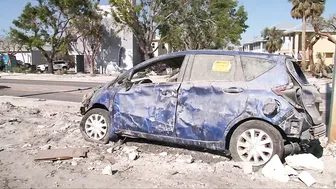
[0,73,116,83]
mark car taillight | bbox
[271,85,287,95]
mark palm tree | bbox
[261,27,284,53]
[288,0,325,70]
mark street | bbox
[0,79,103,102]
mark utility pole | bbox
[328,47,336,143]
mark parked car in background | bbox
[37,60,69,72]
[79,50,326,167]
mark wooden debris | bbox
[34,147,88,161]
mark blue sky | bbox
[1,0,335,44]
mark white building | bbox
[69,4,142,74]
[0,41,50,66]
[151,36,171,57]
[242,37,268,53]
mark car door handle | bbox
[224,87,244,93]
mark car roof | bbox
[134,50,289,69]
[161,50,290,58]
[122,50,292,79]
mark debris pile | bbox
[260,153,324,187]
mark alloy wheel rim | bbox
[84,114,108,140]
[236,128,274,166]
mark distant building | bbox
[151,36,171,57]
[242,37,268,53]
[69,4,142,74]
[0,40,49,65]
[242,21,336,65]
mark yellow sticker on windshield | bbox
[212,61,231,72]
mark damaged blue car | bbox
[80,50,326,166]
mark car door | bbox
[113,55,190,136]
[175,54,248,141]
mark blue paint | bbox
[81,50,320,151]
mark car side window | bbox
[130,55,186,84]
[190,54,236,81]
[241,56,276,81]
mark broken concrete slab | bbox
[34,148,89,161]
[261,155,289,183]
[159,152,168,156]
[102,165,113,175]
[298,171,316,187]
[128,151,139,161]
[284,165,298,176]
[122,146,139,154]
[176,155,194,164]
[285,153,324,173]
[106,147,113,154]
[242,162,253,174]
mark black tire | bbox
[45,67,48,72]
[229,120,284,167]
[80,108,111,144]
[62,67,67,71]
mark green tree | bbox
[10,0,93,73]
[160,0,248,50]
[109,0,175,60]
[69,0,106,75]
[261,27,284,53]
[288,0,325,70]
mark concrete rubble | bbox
[298,171,316,187]
[1,96,336,188]
[261,155,289,183]
[284,165,298,176]
[285,153,324,173]
[102,165,113,175]
[176,154,194,164]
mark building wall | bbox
[69,5,143,74]
[242,42,267,53]
[15,52,32,64]
[313,34,336,65]
[152,40,170,57]
[31,51,44,65]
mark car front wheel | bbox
[229,120,284,167]
[80,108,111,144]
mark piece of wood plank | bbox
[34,147,89,161]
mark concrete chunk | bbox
[102,165,113,175]
[285,153,324,172]
[242,162,253,174]
[298,171,316,187]
[261,155,289,183]
[284,165,298,176]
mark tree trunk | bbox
[47,57,54,74]
[308,47,314,74]
[89,55,95,75]
[302,16,307,70]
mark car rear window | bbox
[190,54,236,81]
[54,61,65,64]
[241,56,276,81]
[287,59,309,85]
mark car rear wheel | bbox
[80,108,111,144]
[229,120,284,167]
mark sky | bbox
[1,0,335,44]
